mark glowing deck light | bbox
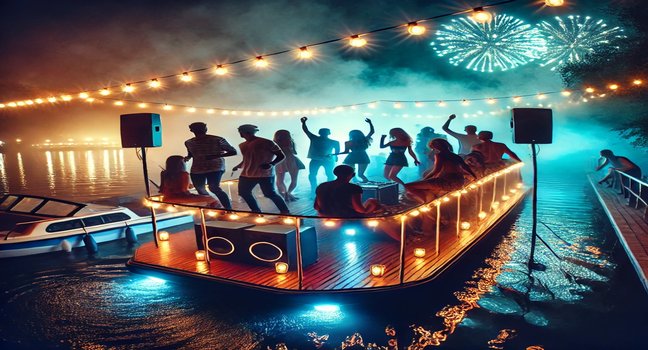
[460,222,471,230]
[99,88,110,96]
[585,87,595,93]
[510,188,518,193]
[608,84,619,90]
[298,46,313,59]
[314,304,340,312]
[344,228,356,236]
[501,195,510,201]
[366,219,379,228]
[187,107,197,113]
[180,72,192,82]
[471,8,492,23]
[633,79,643,86]
[114,100,124,106]
[162,104,173,110]
[146,276,167,284]
[78,92,89,99]
[254,216,267,224]
[370,264,386,277]
[409,210,420,217]
[206,210,218,217]
[214,65,228,75]
[138,103,147,108]
[516,182,523,188]
[414,248,426,258]
[545,0,565,6]
[148,79,161,88]
[195,250,206,261]
[47,97,57,103]
[275,262,289,274]
[229,213,240,220]
[254,56,268,68]
[158,231,170,241]
[323,220,336,227]
[478,211,488,220]
[122,84,135,93]
[282,217,296,225]
[35,98,44,104]
[491,201,500,209]
[349,35,367,47]
[407,22,426,36]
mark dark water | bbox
[1,149,648,349]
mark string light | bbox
[47,97,57,103]
[138,102,147,108]
[585,87,595,93]
[349,35,367,47]
[122,84,135,93]
[148,79,161,88]
[162,104,172,110]
[608,83,619,90]
[213,65,229,76]
[254,56,269,68]
[35,98,44,104]
[78,92,89,99]
[180,72,192,82]
[114,100,124,106]
[471,7,492,24]
[544,0,565,6]
[561,90,572,96]
[99,88,110,96]
[486,98,496,104]
[187,107,197,113]
[298,46,313,59]
[407,22,426,36]
[633,79,643,86]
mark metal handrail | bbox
[612,170,648,219]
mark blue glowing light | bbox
[537,15,624,71]
[314,304,341,312]
[146,276,167,284]
[432,14,545,72]
[344,228,357,236]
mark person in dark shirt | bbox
[314,165,380,217]
[301,117,340,193]
[596,149,642,186]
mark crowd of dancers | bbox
[159,114,523,217]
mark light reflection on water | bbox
[1,153,648,349]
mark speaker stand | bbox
[527,143,545,271]
[141,146,159,247]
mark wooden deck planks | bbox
[589,176,648,294]
[132,189,524,292]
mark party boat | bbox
[0,194,194,258]
[127,162,527,294]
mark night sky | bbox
[0,0,630,165]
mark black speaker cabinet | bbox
[242,224,318,270]
[194,221,255,261]
[360,182,399,205]
[511,108,553,144]
[120,113,162,148]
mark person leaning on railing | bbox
[595,149,642,187]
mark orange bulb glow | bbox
[561,90,572,96]
[407,22,426,36]
[472,8,492,23]
[349,35,367,47]
[138,103,147,108]
[632,79,643,86]
[187,107,197,113]
[298,47,313,59]
[148,79,161,88]
[78,92,89,99]
[214,65,228,75]
[47,97,57,103]
[544,0,565,6]
[180,72,192,82]
[114,100,124,106]
[254,56,268,68]
[608,84,619,90]
[122,84,135,93]
[35,98,44,104]
[585,87,595,93]
[99,88,110,96]
[163,104,173,110]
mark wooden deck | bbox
[130,168,527,293]
[589,175,648,293]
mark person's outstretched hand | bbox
[300,116,307,123]
[365,118,372,123]
[448,114,456,120]
[381,134,387,139]
[414,160,421,166]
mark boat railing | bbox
[612,170,648,222]
[143,162,525,291]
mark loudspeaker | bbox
[511,108,553,144]
[242,224,318,270]
[120,113,162,148]
[360,182,399,205]
[194,221,255,261]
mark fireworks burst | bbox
[537,15,624,71]
[432,14,545,73]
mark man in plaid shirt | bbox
[184,122,237,209]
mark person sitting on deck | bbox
[596,149,642,187]
[442,114,480,156]
[232,124,291,214]
[159,155,221,207]
[315,165,381,217]
[463,151,486,178]
[471,130,521,171]
[404,138,477,203]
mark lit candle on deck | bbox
[414,248,426,258]
[370,264,386,277]
[275,262,289,274]
[195,250,206,261]
[158,231,170,241]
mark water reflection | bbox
[86,150,96,181]
[16,152,26,188]
[0,153,8,191]
[103,150,111,180]
[45,151,54,189]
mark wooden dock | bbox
[589,175,648,293]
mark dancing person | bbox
[232,124,290,214]
[405,138,476,203]
[442,114,480,156]
[596,149,642,186]
[184,122,237,209]
[337,118,374,182]
[380,128,420,186]
[159,155,220,207]
[415,127,446,176]
[471,131,521,171]
[300,117,340,193]
[273,129,306,202]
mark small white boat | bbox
[0,194,194,258]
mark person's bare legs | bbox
[358,163,369,182]
[387,165,404,185]
[286,169,300,200]
[276,171,288,197]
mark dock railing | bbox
[613,170,648,222]
[142,162,525,291]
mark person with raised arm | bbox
[405,138,476,203]
[300,116,340,193]
[380,128,420,186]
[184,122,237,209]
[441,114,480,156]
[337,118,374,183]
[232,124,290,214]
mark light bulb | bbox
[47,97,57,103]
[138,103,147,108]
[349,35,367,47]
[78,92,89,99]
[148,79,161,88]
[472,8,492,23]
[544,0,565,7]
[180,72,192,82]
[162,104,173,110]
[122,84,135,93]
[632,79,643,86]
[99,88,110,96]
[187,107,196,113]
[114,100,124,106]
[298,46,313,59]
[487,98,496,104]
[254,56,268,68]
[61,95,72,101]
[561,90,572,96]
[214,65,228,75]
[585,87,595,93]
[407,22,426,36]
[608,84,619,90]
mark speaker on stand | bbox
[511,108,552,272]
[120,113,163,246]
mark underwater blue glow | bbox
[314,304,340,312]
[146,276,167,284]
[537,15,624,71]
[344,228,357,236]
[432,14,545,72]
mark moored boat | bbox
[127,163,527,294]
[0,194,194,258]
